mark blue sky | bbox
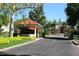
[14,3,67,22]
[44,3,67,21]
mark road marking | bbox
[0,38,42,51]
[50,40,56,45]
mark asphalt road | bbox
[1,38,79,56]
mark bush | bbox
[42,29,49,37]
[0,36,36,45]
[0,32,9,37]
[42,32,46,37]
[2,32,9,34]
[68,28,79,40]
[13,33,18,37]
[69,28,76,34]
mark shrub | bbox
[13,33,18,37]
[42,29,49,37]
[69,28,76,34]
[0,36,36,45]
[68,28,79,40]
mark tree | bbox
[0,10,10,30]
[45,21,52,28]
[0,3,34,37]
[65,3,79,27]
[29,4,47,27]
[62,21,67,26]
[52,20,57,27]
[57,18,62,25]
[0,10,10,26]
[29,4,49,37]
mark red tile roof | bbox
[16,19,39,25]
[16,19,41,30]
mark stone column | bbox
[34,29,36,37]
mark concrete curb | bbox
[72,40,79,45]
[0,38,43,51]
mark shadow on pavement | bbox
[0,52,32,56]
[0,52,16,56]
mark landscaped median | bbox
[0,36,36,49]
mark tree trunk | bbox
[0,25,2,33]
[9,17,14,37]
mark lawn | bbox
[0,33,8,38]
[0,36,36,49]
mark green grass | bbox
[0,36,36,49]
[0,33,8,38]
[0,33,9,37]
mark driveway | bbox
[1,37,79,56]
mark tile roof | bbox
[16,19,39,25]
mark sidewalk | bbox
[46,34,68,38]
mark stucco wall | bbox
[1,24,10,32]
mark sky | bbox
[14,3,67,22]
[44,3,67,21]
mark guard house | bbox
[15,19,41,37]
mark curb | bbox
[72,40,79,45]
[0,38,43,51]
